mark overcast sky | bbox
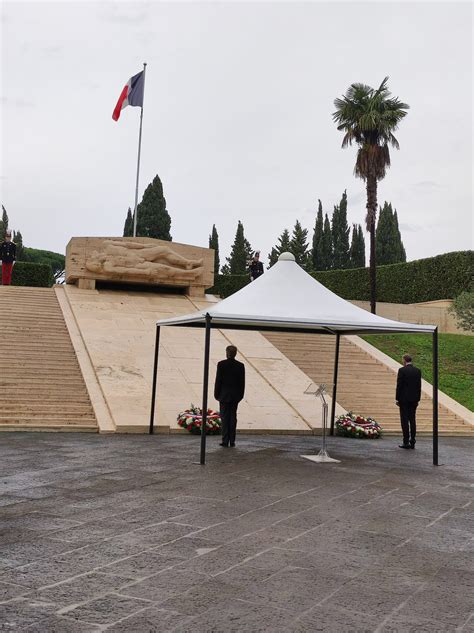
[1,1,473,266]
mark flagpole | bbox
[132,62,147,237]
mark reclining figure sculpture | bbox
[85,240,204,281]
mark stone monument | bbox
[66,237,214,295]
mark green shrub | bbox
[449,291,474,332]
[207,274,249,298]
[208,251,473,304]
[10,262,52,287]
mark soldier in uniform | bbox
[0,229,16,285]
[248,251,264,281]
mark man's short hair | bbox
[403,354,412,363]
[226,345,237,359]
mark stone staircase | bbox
[264,332,474,436]
[0,286,97,431]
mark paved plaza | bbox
[0,432,473,632]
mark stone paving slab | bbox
[0,432,473,632]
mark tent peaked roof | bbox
[156,253,436,334]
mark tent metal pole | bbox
[149,325,161,435]
[200,314,212,465]
[330,333,341,436]
[433,328,439,466]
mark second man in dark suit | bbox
[214,345,245,448]
[396,354,422,449]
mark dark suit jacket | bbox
[396,364,422,403]
[214,358,245,403]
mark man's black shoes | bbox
[399,444,411,449]
[219,442,228,447]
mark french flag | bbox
[112,71,145,121]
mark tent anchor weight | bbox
[301,383,340,464]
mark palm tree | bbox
[333,77,409,313]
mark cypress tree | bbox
[320,213,333,270]
[268,229,291,267]
[376,201,406,265]
[123,208,133,237]
[375,201,394,265]
[13,230,24,260]
[331,190,350,269]
[311,200,325,271]
[350,223,366,268]
[393,210,407,262]
[349,224,358,268]
[226,221,252,274]
[290,220,310,268]
[135,175,172,240]
[1,205,8,236]
[208,224,220,274]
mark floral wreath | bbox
[177,404,222,435]
[335,412,382,439]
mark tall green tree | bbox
[225,221,252,274]
[320,213,333,270]
[331,190,350,269]
[208,224,220,275]
[376,202,407,265]
[22,248,65,282]
[1,205,8,236]
[333,77,409,312]
[311,200,325,271]
[135,175,172,240]
[13,230,24,260]
[290,220,310,268]
[123,207,133,237]
[349,223,366,268]
[268,228,291,267]
[393,210,406,263]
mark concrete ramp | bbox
[59,285,342,434]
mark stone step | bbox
[0,404,95,413]
[264,331,473,437]
[0,416,97,424]
[0,286,97,431]
[0,423,98,432]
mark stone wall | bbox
[351,299,470,335]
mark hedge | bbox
[208,251,473,303]
[10,262,52,287]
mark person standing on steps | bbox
[0,229,16,286]
[214,345,245,448]
[396,353,422,449]
[248,251,264,281]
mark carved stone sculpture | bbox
[65,236,214,293]
[85,240,204,281]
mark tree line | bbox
[208,195,406,276]
[119,175,405,277]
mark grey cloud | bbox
[97,4,151,25]
[41,45,63,57]
[400,223,423,233]
[0,97,35,108]
[347,192,366,206]
[412,181,444,189]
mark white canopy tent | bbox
[150,253,439,464]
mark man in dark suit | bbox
[214,345,245,448]
[396,354,422,449]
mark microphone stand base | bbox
[301,449,340,464]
